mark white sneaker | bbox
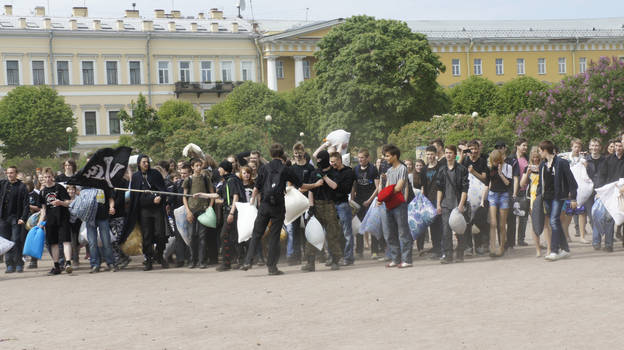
[557,250,570,260]
[398,262,413,268]
[544,252,558,261]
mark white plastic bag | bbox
[449,208,467,234]
[305,216,326,251]
[284,186,310,225]
[595,179,624,226]
[79,222,88,246]
[467,173,485,221]
[352,216,361,235]
[0,236,15,255]
[342,153,351,167]
[163,236,176,260]
[325,129,351,155]
[236,202,258,243]
[570,162,594,206]
[173,206,190,246]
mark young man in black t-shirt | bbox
[287,142,315,265]
[351,148,380,258]
[330,152,356,265]
[461,140,490,255]
[0,166,29,273]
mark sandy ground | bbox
[2,225,624,350]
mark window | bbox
[6,60,19,85]
[108,111,120,135]
[81,61,94,85]
[495,58,504,75]
[517,58,525,75]
[303,60,311,79]
[276,60,284,79]
[106,61,118,85]
[84,111,97,135]
[57,61,69,85]
[473,58,482,75]
[579,58,587,74]
[201,61,212,82]
[129,61,141,85]
[32,60,45,85]
[158,61,170,84]
[241,61,252,81]
[538,58,546,75]
[558,57,566,74]
[451,59,460,76]
[220,61,232,82]
[179,61,191,82]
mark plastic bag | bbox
[467,173,485,221]
[352,216,361,235]
[69,188,98,223]
[23,222,46,259]
[284,186,310,225]
[449,208,467,234]
[531,194,545,236]
[591,198,615,236]
[173,206,190,246]
[0,235,15,256]
[26,212,40,230]
[236,202,258,243]
[595,179,624,226]
[570,162,594,206]
[407,192,437,240]
[121,226,143,256]
[359,198,384,240]
[78,222,88,246]
[198,207,217,228]
[163,236,176,260]
[305,216,326,251]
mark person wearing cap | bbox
[436,145,469,264]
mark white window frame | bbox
[105,60,120,85]
[240,60,253,81]
[451,59,460,76]
[83,110,98,136]
[276,60,284,79]
[178,61,192,82]
[558,57,566,74]
[158,60,171,84]
[30,59,47,85]
[495,58,504,75]
[4,59,22,86]
[538,58,546,75]
[303,60,311,79]
[579,57,587,74]
[79,60,96,85]
[200,60,213,82]
[107,110,122,135]
[516,58,525,75]
[473,58,482,76]
[220,60,233,82]
[128,60,143,85]
[55,60,72,85]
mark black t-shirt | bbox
[291,162,316,184]
[55,174,71,184]
[462,156,488,184]
[354,164,379,203]
[312,168,337,202]
[333,166,356,203]
[39,184,70,226]
[255,159,302,205]
[543,163,555,200]
[423,164,438,202]
[95,188,114,221]
[112,187,127,218]
[28,190,41,213]
[487,165,512,193]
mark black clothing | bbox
[537,156,578,201]
[462,156,488,185]
[94,188,114,221]
[542,163,556,200]
[39,184,70,226]
[354,164,379,203]
[436,161,469,206]
[255,159,302,206]
[112,179,128,219]
[312,168,337,201]
[585,155,606,188]
[219,174,247,208]
[423,164,439,203]
[55,174,72,184]
[598,153,624,187]
[0,179,29,222]
[121,168,167,243]
[292,162,316,184]
[487,165,512,193]
[332,166,356,203]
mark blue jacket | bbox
[537,156,578,201]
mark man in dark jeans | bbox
[506,139,529,248]
[241,143,303,275]
[351,148,380,259]
[0,166,29,273]
[423,146,442,259]
[329,152,356,265]
[288,142,315,265]
[461,140,489,255]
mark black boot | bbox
[301,256,315,272]
[143,258,153,271]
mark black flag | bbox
[68,147,132,190]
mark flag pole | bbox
[113,187,196,198]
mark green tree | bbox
[448,76,500,116]
[118,94,160,154]
[497,77,548,115]
[0,86,75,158]
[314,15,446,149]
[281,79,324,145]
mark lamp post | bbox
[265,115,272,143]
[66,127,73,158]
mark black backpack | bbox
[264,162,285,205]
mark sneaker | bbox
[371,253,378,260]
[120,256,131,269]
[90,266,100,274]
[518,241,529,246]
[16,265,23,273]
[557,250,570,260]
[593,245,601,251]
[325,260,333,267]
[112,265,120,272]
[28,260,38,269]
[240,264,252,271]
[440,255,452,264]
[604,246,614,253]
[48,267,61,275]
[65,263,73,274]
[268,268,284,276]
[5,266,15,274]
[216,264,231,272]
[464,247,474,257]
[330,263,340,271]
[544,252,558,261]
[398,262,413,268]
[340,260,354,266]
[385,261,398,268]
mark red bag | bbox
[378,185,406,210]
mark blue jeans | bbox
[335,202,354,263]
[87,219,114,267]
[0,216,24,267]
[591,199,614,248]
[382,202,413,264]
[543,199,569,253]
[286,223,295,257]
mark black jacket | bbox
[120,168,167,243]
[537,156,578,201]
[585,154,606,188]
[436,161,469,206]
[598,153,624,187]
[0,179,29,222]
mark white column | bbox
[267,56,278,91]
[294,55,305,87]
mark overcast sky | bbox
[5,0,624,21]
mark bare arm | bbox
[322,172,338,190]
[312,142,330,159]
[512,176,519,197]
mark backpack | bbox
[264,162,285,205]
[184,174,212,194]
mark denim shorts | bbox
[488,191,510,209]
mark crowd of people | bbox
[1,132,623,276]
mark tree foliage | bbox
[314,15,446,149]
[497,77,548,115]
[0,86,75,158]
[448,76,499,117]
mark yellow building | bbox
[0,5,259,154]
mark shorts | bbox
[45,222,71,245]
[487,191,510,209]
